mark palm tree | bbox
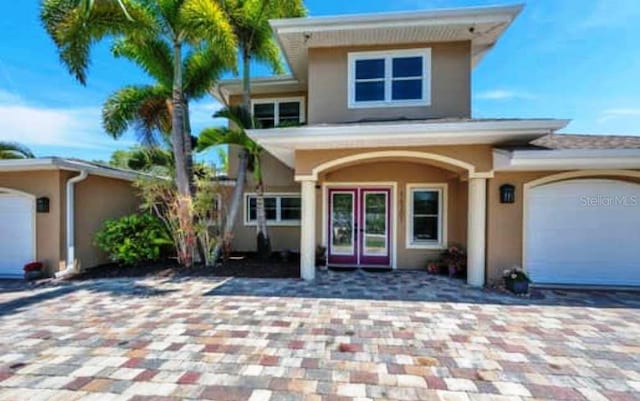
[109,146,173,174]
[41,0,236,266]
[101,35,233,183]
[0,142,35,159]
[215,0,306,260]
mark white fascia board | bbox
[0,158,145,182]
[248,119,569,168]
[270,4,523,33]
[248,119,569,143]
[494,149,640,171]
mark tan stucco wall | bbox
[295,145,494,176]
[307,41,471,124]
[319,160,467,269]
[0,170,63,273]
[73,175,139,270]
[485,170,640,284]
[0,170,139,275]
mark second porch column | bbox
[467,177,487,287]
[300,179,316,281]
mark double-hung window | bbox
[406,184,446,248]
[245,194,301,226]
[348,48,431,108]
[252,98,305,128]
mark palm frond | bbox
[0,142,35,159]
[184,43,234,99]
[179,0,236,54]
[41,0,157,84]
[102,84,171,145]
[111,36,174,87]
[213,105,255,130]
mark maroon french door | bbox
[327,187,391,267]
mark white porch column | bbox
[467,177,487,287]
[300,179,317,280]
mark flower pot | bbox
[24,270,43,281]
[505,278,529,294]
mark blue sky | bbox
[1,1,640,164]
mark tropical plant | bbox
[136,168,223,267]
[41,0,236,266]
[0,142,35,159]
[210,0,306,261]
[110,146,173,174]
[198,105,272,257]
[95,213,173,265]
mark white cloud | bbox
[189,100,223,128]
[475,89,536,101]
[597,108,640,124]
[0,89,134,150]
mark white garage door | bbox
[0,193,35,277]
[525,179,640,286]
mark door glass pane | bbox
[392,56,423,78]
[355,59,385,79]
[364,192,387,255]
[331,193,354,254]
[254,103,275,128]
[392,79,422,100]
[355,81,385,102]
[280,197,301,221]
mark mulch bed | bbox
[69,252,300,281]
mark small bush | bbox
[95,213,173,265]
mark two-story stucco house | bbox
[214,4,640,287]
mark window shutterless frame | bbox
[250,97,306,126]
[348,48,431,109]
[244,193,301,226]
[405,183,447,249]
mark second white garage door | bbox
[525,179,640,286]
[0,192,35,278]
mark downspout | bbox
[55,170,88,278]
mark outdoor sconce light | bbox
[500,184,515,204]
[36,197,50,213]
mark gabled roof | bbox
[0,157,148,181]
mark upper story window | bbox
[252,97,305,128]
[348,48,431,109]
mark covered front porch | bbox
[295,149,489,286]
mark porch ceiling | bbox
[246,118,570,168]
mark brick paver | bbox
[0,270,639,400]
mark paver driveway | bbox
[1,270,640,401]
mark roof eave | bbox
[0,158,146,182]
[494,148,640,171]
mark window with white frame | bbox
[252,98,305,128]
[406,185,445,248]
[348,48,431,108]
[245,194,301,225]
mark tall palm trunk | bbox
[171,40,194,267]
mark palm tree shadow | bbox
[0,281,177,317]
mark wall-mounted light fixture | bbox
[36,197,50,213]
[500,184,515,204]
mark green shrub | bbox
[95,213,173,265]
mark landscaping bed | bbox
[69,252,300,280]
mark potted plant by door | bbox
[441,245,467,278]
[23,262,44,281]
[503,266,530,294]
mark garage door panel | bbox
[0,194,35,277]
[526,179,640,286]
